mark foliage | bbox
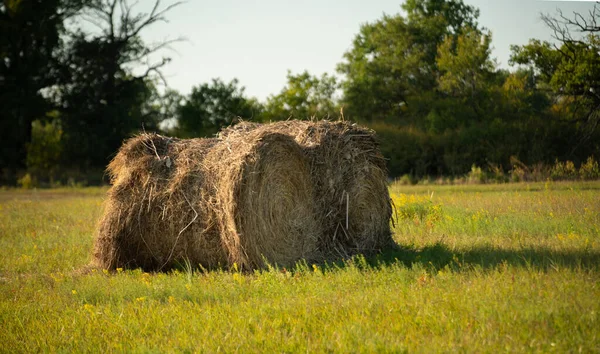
[550,159,578,181]
[546,157,600,181]
[16,173,38,189]
[337,0,599,178]
[156,88,185,129]
[26,118,64,182]
[57,39,157,167]
[2,0,600,184]
[391,193,442,224]
[388,156,600,184]
[466,165,486,184]
[579,156,600,180]
[337,0,482,125]
[436,27,495,99]
[174,78,263,137]
[370,118,585,178]
[0,0,87,171]
[510,5,600,151]
[262,70,338,121]
[55,0,182,168]
[0,0,181,179]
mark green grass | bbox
[1,182,599,352]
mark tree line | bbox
[1,0,599,185]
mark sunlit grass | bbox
[390,181,600,248]
[1,182,599,352]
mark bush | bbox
[372,123,430,177]
[391,193,442,223]
[467,165,486,184]
[17,173,38,189]
[550,159,577,180]
[396,174,417,185]
[488,163,507,183]
[26,119,64,183]
[579,156,599,180]
[509,166,525,182]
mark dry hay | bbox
[221,120,394,258]
[203,130,321,269]
[93,135,225,270]
[93,130,320,271]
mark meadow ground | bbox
[0,181,598,353]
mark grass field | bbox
[1,182,599,352]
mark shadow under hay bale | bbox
[93,130,321,271]
[221,120,394,258]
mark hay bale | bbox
[203,129,321,269]
[93,130,320,271]
[221,120,394,257]
[93,135,227,270]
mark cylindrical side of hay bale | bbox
[204,130,321,269]
[221,120,394,257]
[92,134,228,271]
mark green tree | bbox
[175,78,262,138]
[421,27,498,132]
[437,27,495,98]
[263,71,338,121]
[510,4,600,155]
[0,0,86,175]
[336,0,578,177]
[337,0,481,125]
[156,88,184,129]
[57,0,182,168]
[26,116,64,182]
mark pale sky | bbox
[138,0,598,101]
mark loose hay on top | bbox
[221,120,394,258]
[92,130,321,271]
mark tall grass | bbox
[1,182,599,352]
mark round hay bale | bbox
[221,120,394,257]
[203,129,321,269]
[93,130,320,271]
[93,134,227,270]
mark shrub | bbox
[467,165,486,184]
[391,193,442,223]
[579,156,599,180]
[397,174,417,185]
[17,173,38,189]
[488,163,507,183]
[26,119,63,183]
[550,159,577,180]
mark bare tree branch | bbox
[127,1,184,40]
[108,0,117,39]
[540,2,600,155]
[119,0,128,34]
[81,14,106,32]
[543,2,600,37]
[75,0,184,84]
[542,11,587,48]
[123,36,185,64]
[140,57,170,85]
